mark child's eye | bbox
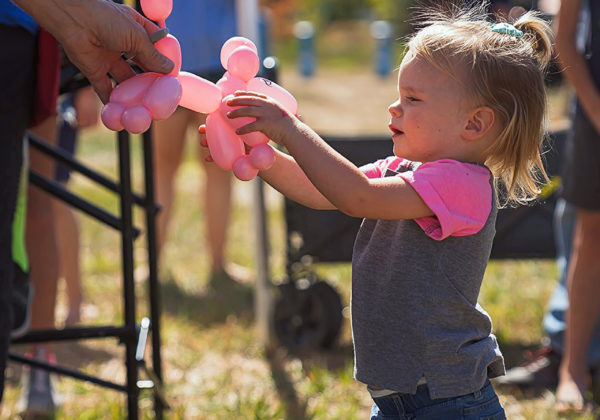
[405,96,419,102]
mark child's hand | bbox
[226,91,297,145]
[198,125,213,163]
[199,123,251,163]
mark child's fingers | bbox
[205,154,214,162]
[233,90,268,99]
[236,121,262,136]
[227,96,268,108]
[198,124,208,147]
[227,106,264,119]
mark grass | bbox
[1,61,595,419]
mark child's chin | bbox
[393,145,405,159]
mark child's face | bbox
[388,54,471,162]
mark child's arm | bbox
[227,92,434,220]
[260,148,337,210]
[199,124,335,210]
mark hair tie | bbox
[491,22,523,38]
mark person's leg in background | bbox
[54,101,82,326]
[55,86,99,325]
[54,198,81,326]
[556,209,600,411]
[543,199,577,353]
[196,114,237,285]
[152,107,190,268]
[495,198,577,390]
[0,23,36,404]
[20,116,60,416]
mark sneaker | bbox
[11,264,33,339]
[18,348,57,418]
[495,345,561,391]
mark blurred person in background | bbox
[153,0,250,289]
[497,2,600,414]
[2,0,173,408]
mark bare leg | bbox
[54,190,82,325]
[152,107,190,262]
[26,117,59,334]
[197,118,233,275]
[557,209,600,410]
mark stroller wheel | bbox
[273,280,343,352]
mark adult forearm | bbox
[14,0,86,44]
[14,0,172,103]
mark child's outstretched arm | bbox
[260,148,337,210]
[227,92,433,220]
[199,124,336,210]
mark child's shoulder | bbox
[417,159,492,177]
[363,156,491,180]
[361,156,416,178]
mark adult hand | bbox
[15,0,174,103]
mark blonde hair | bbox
[407,2,553,206]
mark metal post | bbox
[252,178,273,346]
[294,21,316,78]
[117,130,139,420]
[370,20,393,78]
[141,128,164,419]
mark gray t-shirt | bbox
[352,157,505,399]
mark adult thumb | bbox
[133,37,174,74]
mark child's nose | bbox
[388,100,402,117]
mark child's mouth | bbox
[389,125,403,136]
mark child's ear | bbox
[462,106,495,141]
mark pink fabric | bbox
[361,157,493,241]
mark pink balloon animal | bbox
[100,0,298,181]
[198,37,299,181]
[101,0,181,135]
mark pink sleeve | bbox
[359,156,409,179]
[397,160,493,241]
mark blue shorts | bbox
[370,380,505,420]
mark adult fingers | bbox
[108,58,136,83]
[87,72,113,104]
[125,8,173,74]
[127,7,161,36]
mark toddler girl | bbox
[217,3,552,419]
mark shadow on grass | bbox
[287,342,355,373]
[6,341,115,387]
[264,343,355,420]
[496,336,542,369]
[161,275,254,327]
[266,347,308,420]
[493,335,559,400]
